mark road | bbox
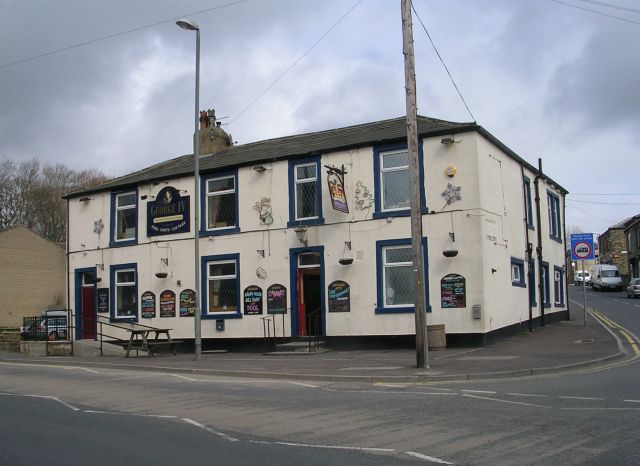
[1,288,638,465]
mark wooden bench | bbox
[125,328,181,357]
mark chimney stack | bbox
[197,108,232,154]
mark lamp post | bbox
[176,18,202,360]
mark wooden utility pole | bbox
[401,0,429,369]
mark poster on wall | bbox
[441,274,466,308]
[159,290,176,317]
[147,186,190,237]
[328,280,350,312]
[266,284,287,314]
[97,288,109,313]
[141,291,156,318]
[179,289,196,317]
[243,285,263,315]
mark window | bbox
[542,262,550,307]
[511,258,525,287]
[547,192,561,241]
[554,266,564,306]
[110,264,137,321]
[523,177,534,229]
[373,142,426,219]
[636,229,640,249]
[528,260,536,306]
[202,254,240,317]
[375,238,429,314]
[203,172,238,234]
[288,158,323,226]
[111,191,137,246]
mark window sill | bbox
[109,239,137,248]
[549,235,562,244]
[110,316,138,323]
[512,282,526,288]
[554,303,564,308]
[287,218,325,228]
[202,312,242,320]
[543,303,551,308]
[200,227,240,237]
[375,305,431,314]
[373,207,428,219]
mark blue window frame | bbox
[547,191,561,242]
[200,170,240,236]
[528,260,536,306]
[110,190,138,247]
[288,157,324,227]
[542,261,550,308]
[511,258,526,287]
[554,266,564,307]
[375,238,430,314]
[201,253,242,319]
[523,176,534,229]
[373,142,427,219]
[110,263,138,322]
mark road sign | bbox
[570,233,595,261]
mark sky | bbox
[1,0,639,235]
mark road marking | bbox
[507,393,548,398]
[558,396,604,401]
[0,392,80,411]
[562,407,640,411]
[182,418,239,442]
[274,441,395,452]
[624,399,640,403]
[461,390,497,394]
[170,374,200,382]
[462,394,549,408]
[405,450,455,464]
[287,381,319,389]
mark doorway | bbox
[290,247,325,337]
[75,268,97,340]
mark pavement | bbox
[0,310,629,383]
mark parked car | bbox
[592,264,623,291]
[20,310,68,340]
[627,278,640,299]
[574,271,591,286]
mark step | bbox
[272,339,326,353]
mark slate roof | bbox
[66,115,567,197]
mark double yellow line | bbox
[589,308,640,356]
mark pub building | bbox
[66,110,568,348]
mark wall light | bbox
[440,137,460,145]
[78,197,91,203]
[253,165,267,173]
[294,226,308,246]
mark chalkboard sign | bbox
[160,290,176,317]
[328,280,350,312]
[97,288,109,313]
[179,289,196,317]
[141,291,156,318]
[244,285,263,315]
[267,284,287,314]
[441,274,466,308]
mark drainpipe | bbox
[534,158,545,327]
[562,192,570,320]
[520,165,533,332]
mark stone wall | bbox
[0,330,21,352]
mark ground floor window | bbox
[511,258,525,287]
[110,263,137,320]
[554,266,564,306]
[542,262,550,307]
[203,254,240,316]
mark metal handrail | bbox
[306,308,321,352]
[261,315,276,352]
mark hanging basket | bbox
[442,249,458,257]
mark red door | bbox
[297,270,306,336]
[81,287,96,339]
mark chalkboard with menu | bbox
[267,284,287,314]
[97,288,109,313]
[328,280,350,312]
[159,290,176,317]
[441,274,466,308]
[243,285,263,315]
[141,291,156,318]
[179,289,195,317]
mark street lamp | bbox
[176,18,202,360]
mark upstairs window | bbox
[111,191,137,246]
[288,157,323,226]
[380,150,411,212]
[547,192,561,241]
[205,173,237,232]
[523,177,534,229]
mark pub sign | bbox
[147,186,190,236]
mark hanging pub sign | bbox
[243,285,263,315]
[159,290,176,317]
[267,284,287,314]
[325,165,349,213]
[441,274,466,308]
[97,288,109,313]
[141,291,156,318]
[328,280,350,312]
[147,186,190,237]
[179,289,196,317]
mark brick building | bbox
[599,217,638,286]
[624,216,640,279]
[0,226,66,328]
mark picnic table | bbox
[124,327,179,357]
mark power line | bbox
[570,192,640,196]
[228,0,363,126]
[568,199,640,206]
[579,0,640,15]
[410,2,476,122]
[0,0,249,70]
[550,0,640,25]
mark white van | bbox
[592,264,623,291]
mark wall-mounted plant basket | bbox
[442,250,458,257]
[338,258,354,265]
[155,272,168,279]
